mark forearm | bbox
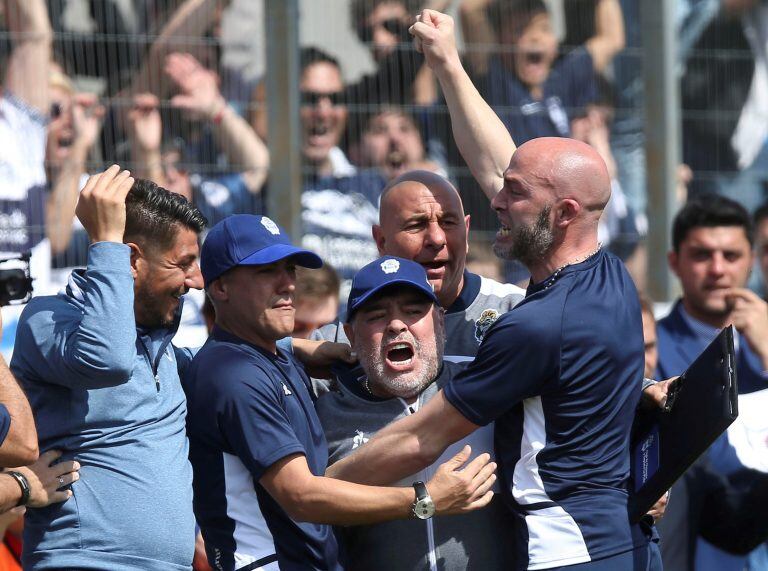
[0,358,38,466]
[47,146,88,254]
[212,104,269,194]
[587,0,625,72]
[132,145,166,187]
[0,475,22,514]
[434,61,514,199]
[69,244,137,382]
[458,2,495,75]
[4,0,52,113]
[326,418,438,485]
[132,0,221,96]
[289,476,414,526]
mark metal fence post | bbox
[265,0,302,240]
[642,0,680,302]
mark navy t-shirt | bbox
[184,327,340,571]
[444,249,646,569]
[480,47,598,144]
[0,404,10,446]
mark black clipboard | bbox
[629,326,739,522]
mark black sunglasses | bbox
[357,17,407,43]
[300,91,346,107]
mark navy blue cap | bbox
[346,256,438,322]
[201,214,322,287]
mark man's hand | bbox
[641,378,678,411]
[75,165,135,244]
[409,9,462,76]
[12,449,80,508]
[426,445,496,516]
[647,490,670,522]
[127,93,163,154]
[71,93,105,153]
[724,288,768,369]
[165,52,226,121]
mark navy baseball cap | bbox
[201,214,322,287]
[346,256,438,322]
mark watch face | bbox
[413,498,435,520]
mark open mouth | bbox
[386,342,414,366]
[496,225,512,239]
[523,50,545,65]
[386,150,405,171]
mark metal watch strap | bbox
[5,471,30,507]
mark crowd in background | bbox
[1,0,768,570]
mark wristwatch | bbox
[411,481,435,520]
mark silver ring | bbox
[58,476,64,487]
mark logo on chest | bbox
[352,430,369,449]
[282,382,293,396]
[474,309,500,343]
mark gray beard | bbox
[360,335,443,400]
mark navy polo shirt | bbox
[480,47,598,145]
[0,404,10,446]
[444,249,647,569]
[183,327,341,571]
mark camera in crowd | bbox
[0,253,33,307]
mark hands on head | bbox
[76,165,134,244]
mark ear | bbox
[372,224,386,255]
[667,250,678,277]
[343,322,355,347]
[126,242,143,280]
[554,198,580,228]
[208,276,229,303]
[464,214,471,254]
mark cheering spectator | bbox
[459,0,625,145]
[351,106,445,181]
[127,52,268,227]
[0,0,52,283]
[46,66,106,272]
[298,47,387,304]
[756,202,768,296]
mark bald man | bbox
[325,10,651,571]
[317,169,525,363]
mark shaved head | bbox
[491,137,610,280]
[374,170,470,308]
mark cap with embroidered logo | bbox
[346,256,438,322]
[201,214,322,287]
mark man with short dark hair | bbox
[656,193,768,571]
[754,202,768,296]
[11,166,208,570]
[184,217,495,571]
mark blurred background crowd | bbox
[2,0,768,568]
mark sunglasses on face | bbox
[50,102,63,120]
[357,17,407,43]
[300,91,346,107]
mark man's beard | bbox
[135,283,179,330]
[493,205,554,266]
[359,330,444,400]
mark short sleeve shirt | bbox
[480,47,598,145]
[0,404,10,446]
[444,249,646,569]
[184,327,340,571]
